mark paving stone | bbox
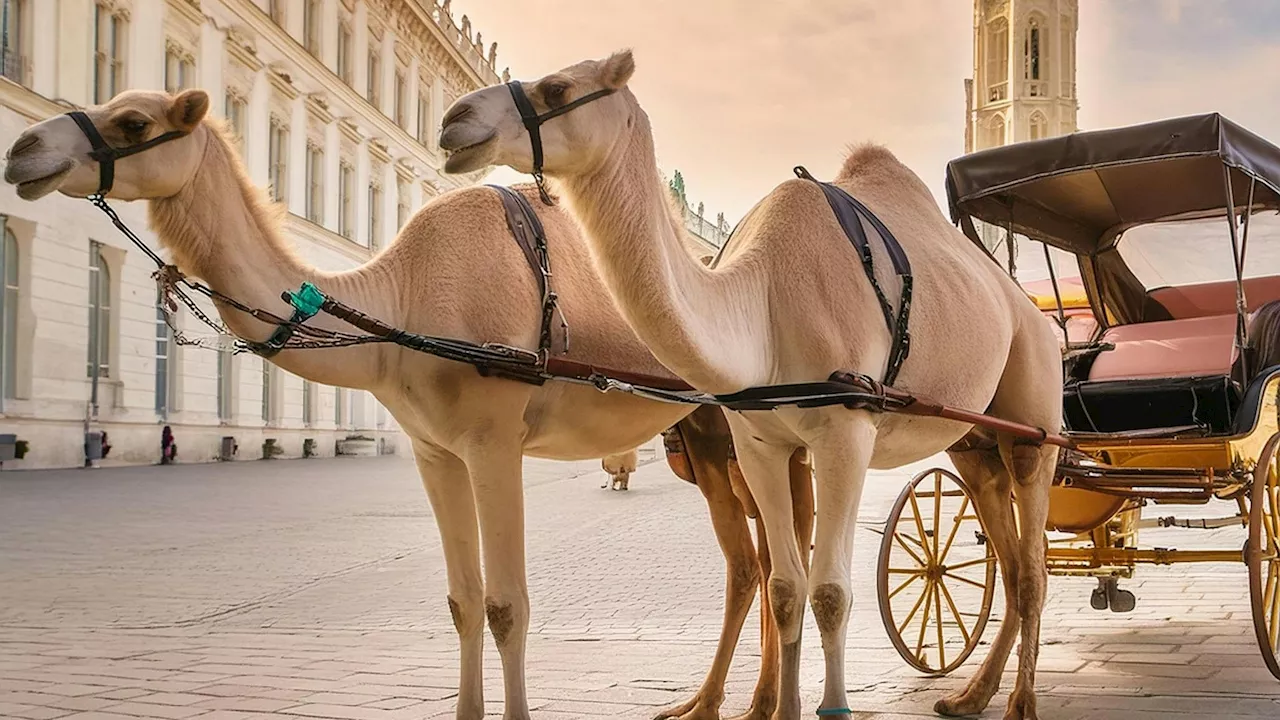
[2,456,1278,720]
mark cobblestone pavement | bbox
[2,453,1278,719]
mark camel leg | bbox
[413,439,486,720]
[655,413,760,720]
[726,421,807,720]
[1002,441,1054,720]
[934,446,1021,717]
[802,414,876,720]
[734,449,814,720]
[461,428,533,720]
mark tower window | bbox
[1025,19,1045,81]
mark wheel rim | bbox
[1249,432,1280,680]
[877,467,997,675]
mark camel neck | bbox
[146,127,389,389]
[557,99,769,394]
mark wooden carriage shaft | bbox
[1047,547,1245,567]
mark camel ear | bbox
[167,89,210,133]
[601,49,635,89]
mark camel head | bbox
[4,89,210,202]
[439,50,636,177]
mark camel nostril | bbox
[8,133,38,159]
[441,102,471,128]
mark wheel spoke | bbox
[887,567,927,575]
[915,579,935,662]
[947,555,996,572]
[1269,562,1280,650]
[938,577,972,645]
[907,486,935,564]
[897,578,933,635]
[893,533,929,568]
[934,574,947,669]
[945,571,989,590]
[938,495,971,564]
[932,472,943,561]
[888,572,923,601]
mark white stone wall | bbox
[0,0,506,469]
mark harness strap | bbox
[490,185,568,357]
[794,166,914,386]
[67,111,186,196]
[505,81,617,206]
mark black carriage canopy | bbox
[945,113,1280,325]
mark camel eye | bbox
[541,83,569,108]
[118,118,149,137]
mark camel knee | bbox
[810,582,848,636]
[484,597,526,648]
[448,594,485,637]
[729,557,762,595]
[768,576,804,638]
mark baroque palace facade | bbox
[0,0,506,469]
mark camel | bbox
[439,51,1063,720]
[1,89,814,720]
[601,448,637,489]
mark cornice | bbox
[221,0,452,177]
[0,80,64,123]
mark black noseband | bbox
[65,111,187,196]
[505,81,616,205]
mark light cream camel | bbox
[2,89,812,720]
[440,51,1063,720]
[601,448,637,489]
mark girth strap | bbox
[489,185,568,358]
[794,166,914,386]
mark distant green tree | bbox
[668,170,687,208]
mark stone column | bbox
[355,139,371,248]
[382,160,398,242]
[246,69,272,188]
[29,0,58,98]
[353,0,369,99]
[380,31,395,118]
[431,77,445,151]
[406,58,420,139]
[288,95,308,217]
[321,0,340,72]
[130,0,165,91]
[199,23,226,109]
[324,121,341,234]
[57,0,95,106]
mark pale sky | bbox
[449,0,1280,226]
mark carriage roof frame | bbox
[945,112,1280,256]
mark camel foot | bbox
[722,703,773,720]
[933,686,997,717]
[653,696,721,720]
[1002,688,1037,720]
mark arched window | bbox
[1025,16,1046,81]
[1,226,18,399]
[1029,112,1047,141]
[985,17,1009,100]
[87,241,111,378]
[984,114,1006,149]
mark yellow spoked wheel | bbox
[1248,432,1280,681]
[877,467,997,675]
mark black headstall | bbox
[505,81,616,205]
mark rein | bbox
[62,105,1072,453]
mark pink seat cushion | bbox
[1149,275,1280,319]
[1088,315,1237,381]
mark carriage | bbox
[875,113,1280,679]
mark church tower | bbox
[965,0,1079,153]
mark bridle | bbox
[504,80,615,205]
[62,109,392,357]
[67,110,186,196]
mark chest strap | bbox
[489,185,568,358]
[794,166,914,386]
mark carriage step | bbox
[1090,576,1136,612]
